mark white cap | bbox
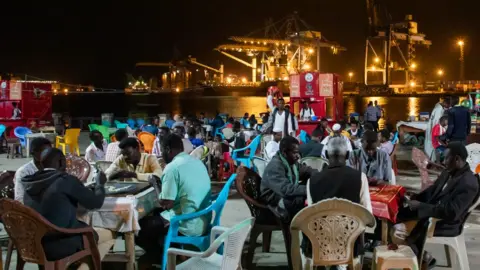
[332,123,341,131]
[273,127,283,133]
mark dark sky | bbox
[0,0,477,88]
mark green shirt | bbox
[159,152,212,236]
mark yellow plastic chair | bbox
[56,128,81,155]
[137,132,155,154]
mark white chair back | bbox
[300,157,329,172]
[252,158,267,178]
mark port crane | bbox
[365,0,431,94]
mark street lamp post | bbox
[348,72,354,82]
[457,40,465,81]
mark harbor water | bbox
[53,94,440,125]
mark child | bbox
[432,116,448,162]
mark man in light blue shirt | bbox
[158,133,211,236]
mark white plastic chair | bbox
[390,168,396,185]
[252,157,267,177]
[260,134,273,159]
[167,217,254,270]
[300,157,329,172]
[425,195,480,270]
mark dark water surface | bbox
[53,94,440,125]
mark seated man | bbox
[264,128,282,162]
[261,136,317,221]
[152,127,171,157]
[379,129,394,155]
[303,137,372,263]
[349,130,392,185]
[299,127,324,158]
[15,137,52,204]
[138,134,211,257]
[348,120,363,141]
[105,138,162,181]
[85,130,108,163]
[22,148,114,262]
[321,123,353,158]
[105,128,128,162]
[394,142,480,267]
[173,126,194,153]
[187,127,204,148]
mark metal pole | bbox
[385,25,392,88]
[364,39,369,85]
[252,58,257,83]
[460,46,465,81]
[316,40,320,72]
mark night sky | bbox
[0,0,477,89]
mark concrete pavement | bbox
[0,133,479,269]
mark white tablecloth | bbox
[83,187,155,233]
[396,121,428,132]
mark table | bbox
[369,185,406,244]
[83,184,157,270]
[39,126,56,133]
[25,132,58,158]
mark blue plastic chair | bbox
[14,126,32,147]
[391,131,399,144]
[101,120,111,127]
[299,130,310,144]
[214,124,227,139]
[0,124,6,138]
[126,118,136,129]
[136,118,145,127]
[142,125,158,135]
[232,135,262,169]
[116,123,128,129]
[162,173,237,270]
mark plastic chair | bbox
[0,171,16,270]
[56,128,81,156]
[137,132,155,154]
[88,124,99,131]
[235,167,293,269]
[300,157,329,172]
[13,126,32,147]
[136,118,145,127]
[0,199,101,270]
[290,198,376,270]
[214,124,227,139]
[299,130,310,144]
[252,157,267,177]
[142,125,158,135]
[101,120,111,127]
[391,131,399,144]
[116,123,128,129]
[162,173,237,270]
[232,135,262,168]
[390,143,398,176]
[424,196,480,270]
[0,124,6,137]
[96,125,111,143]
[65,154,91,183]
[167,217,254,270]
[114,120,122,126]
[126,118,136,128]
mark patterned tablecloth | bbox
[369,185,406,223]
[83,187,157,233]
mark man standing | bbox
[105,138,162,181]
[173,126,194,153]
[365,101,380,132]
[393,142,480,267]
[425,97,450,161]
[299,100,315,121]
[14,137,52,203]
[299,127,325,158]
[265,93,297,137]
[349,130,392,185]
[446,96,471,145]
[261,136,317,221]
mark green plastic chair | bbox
[88,124,99,131]
[97,125,111,143]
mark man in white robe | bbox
[425,98,451,161]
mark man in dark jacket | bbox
[299,127,324,158]
[446,96,471,144]
[22,148,112,261]
[260,136,316,221]
[394,142,480,267]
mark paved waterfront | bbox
[0,132,479,269]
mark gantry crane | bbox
[365,0,431,93]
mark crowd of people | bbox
[8,93,480,269]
